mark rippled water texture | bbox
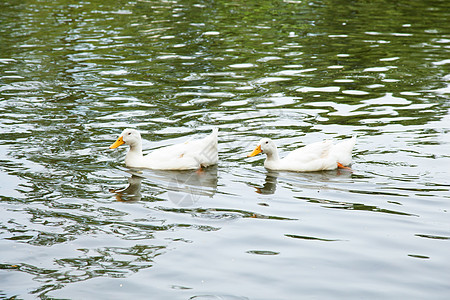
[1,0,450,299]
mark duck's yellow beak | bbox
[247,145,262,157]
[110,136,125,149]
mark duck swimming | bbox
[110,128,218,170]
[247,136,356,172]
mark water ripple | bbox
[1,0,450,298]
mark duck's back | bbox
[285,140,333,162]
[143,128,218,170]
[277,140,335,171]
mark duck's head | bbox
[247,138,277,157]
[110,128,142,149]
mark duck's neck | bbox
[264,148,280,165]
[125,143,143,167]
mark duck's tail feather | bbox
[211,127,219,136]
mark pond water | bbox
[1,0,449,299]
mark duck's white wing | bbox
[146,142,190,160]
[142,128,218,170]
[285,140,333,162]
[181,128,218,166]
[277,140,337,171]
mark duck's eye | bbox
[128,132,132,135]
[265,141,269,144]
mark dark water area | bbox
[1,0,449,299]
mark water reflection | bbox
[302,196,416,216]
[247,168,416,216]
[284,234,341,242]
[249,171,278,195]
[248,169,353,195]
[111,166,218,206]
[1,0,450,298]
[110,175,143,202]
[164,166,218,207]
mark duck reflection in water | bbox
[111,166,218,206]
[249,169,353,195]
[164,165,218,207]
[110,174,143,202]
[251,171,279,195]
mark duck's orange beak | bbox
[247,145,262,157]
[110,136,125,149]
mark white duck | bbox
[110,128,218,170]
[247,136,356,172]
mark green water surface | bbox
[1,0,449,299]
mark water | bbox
[1,0,449,298]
